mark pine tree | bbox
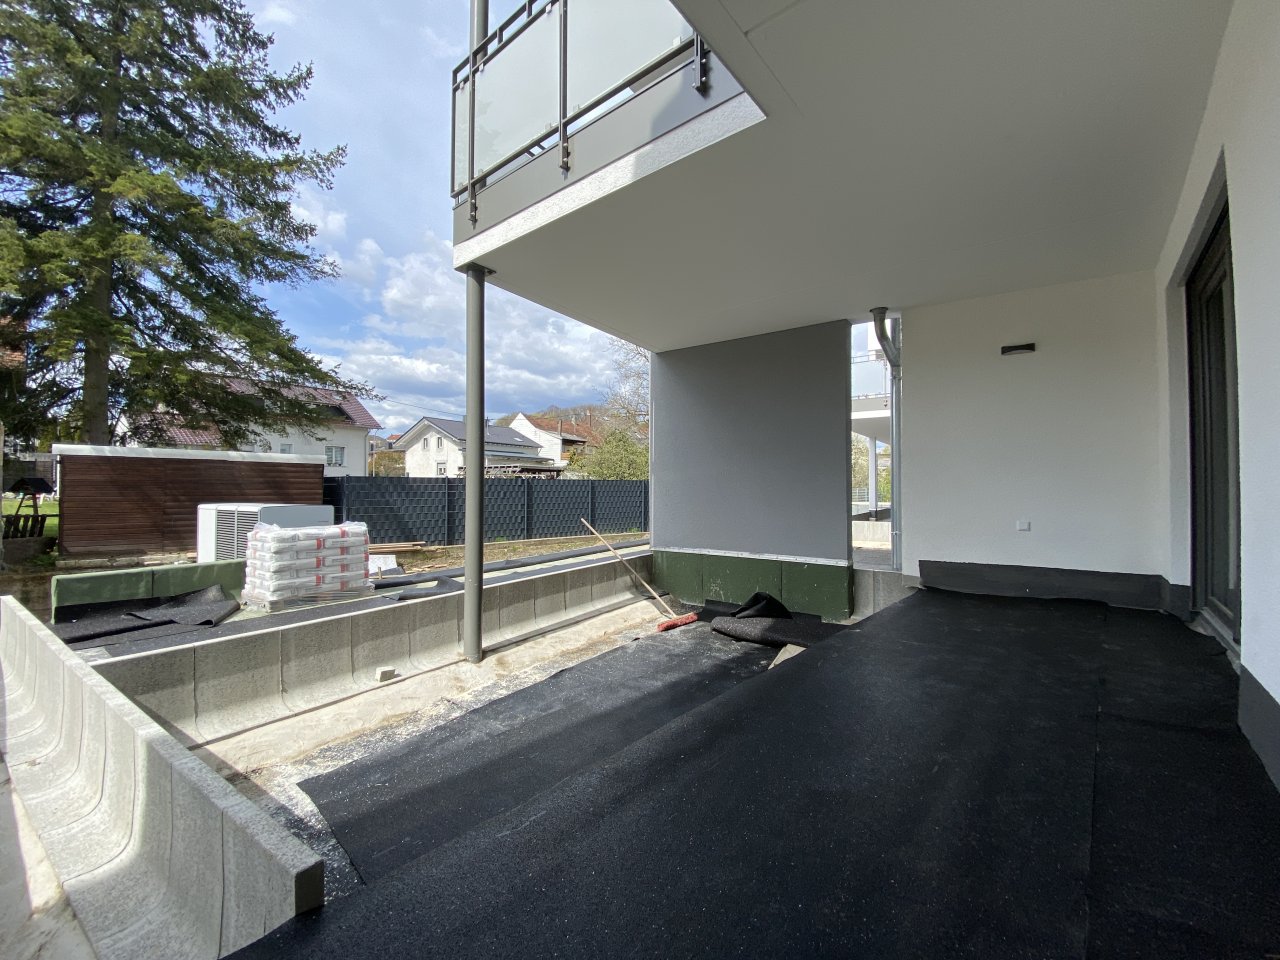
[0,0,368,446]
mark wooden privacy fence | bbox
[55,445,324,557]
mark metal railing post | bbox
[869,436,879,518]
[559,0,570,172]
[467,0,487,223]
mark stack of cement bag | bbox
[243,521,371,609]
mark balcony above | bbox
[449,0,1233,354]
[451,0,759,248]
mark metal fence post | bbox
[523,478,531,541]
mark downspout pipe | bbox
[871,307,902,571]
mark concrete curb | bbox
[96,555,653,745]
[0,597,324,960]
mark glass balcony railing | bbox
[852,353,890,398]
[452,0,700,222]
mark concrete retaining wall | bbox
[96,555,653,745]
[851,520,891,542]
[0,597,323,960]
[852,568,920,619]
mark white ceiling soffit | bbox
[478,0,1233,352]
[851,407,892,446]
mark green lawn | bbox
[2,495,59,540]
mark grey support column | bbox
[462,0,490,662]
[463,264,486,663]
[471,0,487,48]
[868,435,879,517]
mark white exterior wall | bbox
[403,427,462,477]
[252,424,370,478]
[1154,0,1280,701]
[901,270,1164,579]
[509,414,564,464]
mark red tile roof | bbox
[162,424,223,446]
[223,379,381,430]
[133,381,379,448]
[524,415,591,443]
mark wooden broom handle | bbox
[580,518,678,620]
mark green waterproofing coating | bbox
[51,559,247,621]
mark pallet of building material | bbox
[242,521,373,610]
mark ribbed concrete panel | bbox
[0,597,324,960]
[94,556,655,746]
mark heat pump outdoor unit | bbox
[196,503,335,562]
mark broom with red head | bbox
[580,518,698,631]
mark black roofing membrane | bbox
[234,590,1280,960]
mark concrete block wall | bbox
[96,555,653,745]
[0,597,323,960]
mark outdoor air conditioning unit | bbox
[196,503,335,562]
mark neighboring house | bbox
[368,434,394,455]
[394,416,555,477]
[508,413,591,466]
[128,386,380,478]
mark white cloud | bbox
[338,238,385,292]
[422,24,465,61]
[306,265,620,428]
[292,186,348,241]
[378,232,465,332]
[257,1,298,26]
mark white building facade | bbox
[259,423,372,478]
[395,416,553,477]
[508,413,589,467]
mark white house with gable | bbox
[125,385,380,478]
[508,413,591,467]
[395,416,557,477]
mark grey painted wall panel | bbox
[651,321,850,561]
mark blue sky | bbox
[245,0,618,435]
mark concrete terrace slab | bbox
[231,590,1280,959]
